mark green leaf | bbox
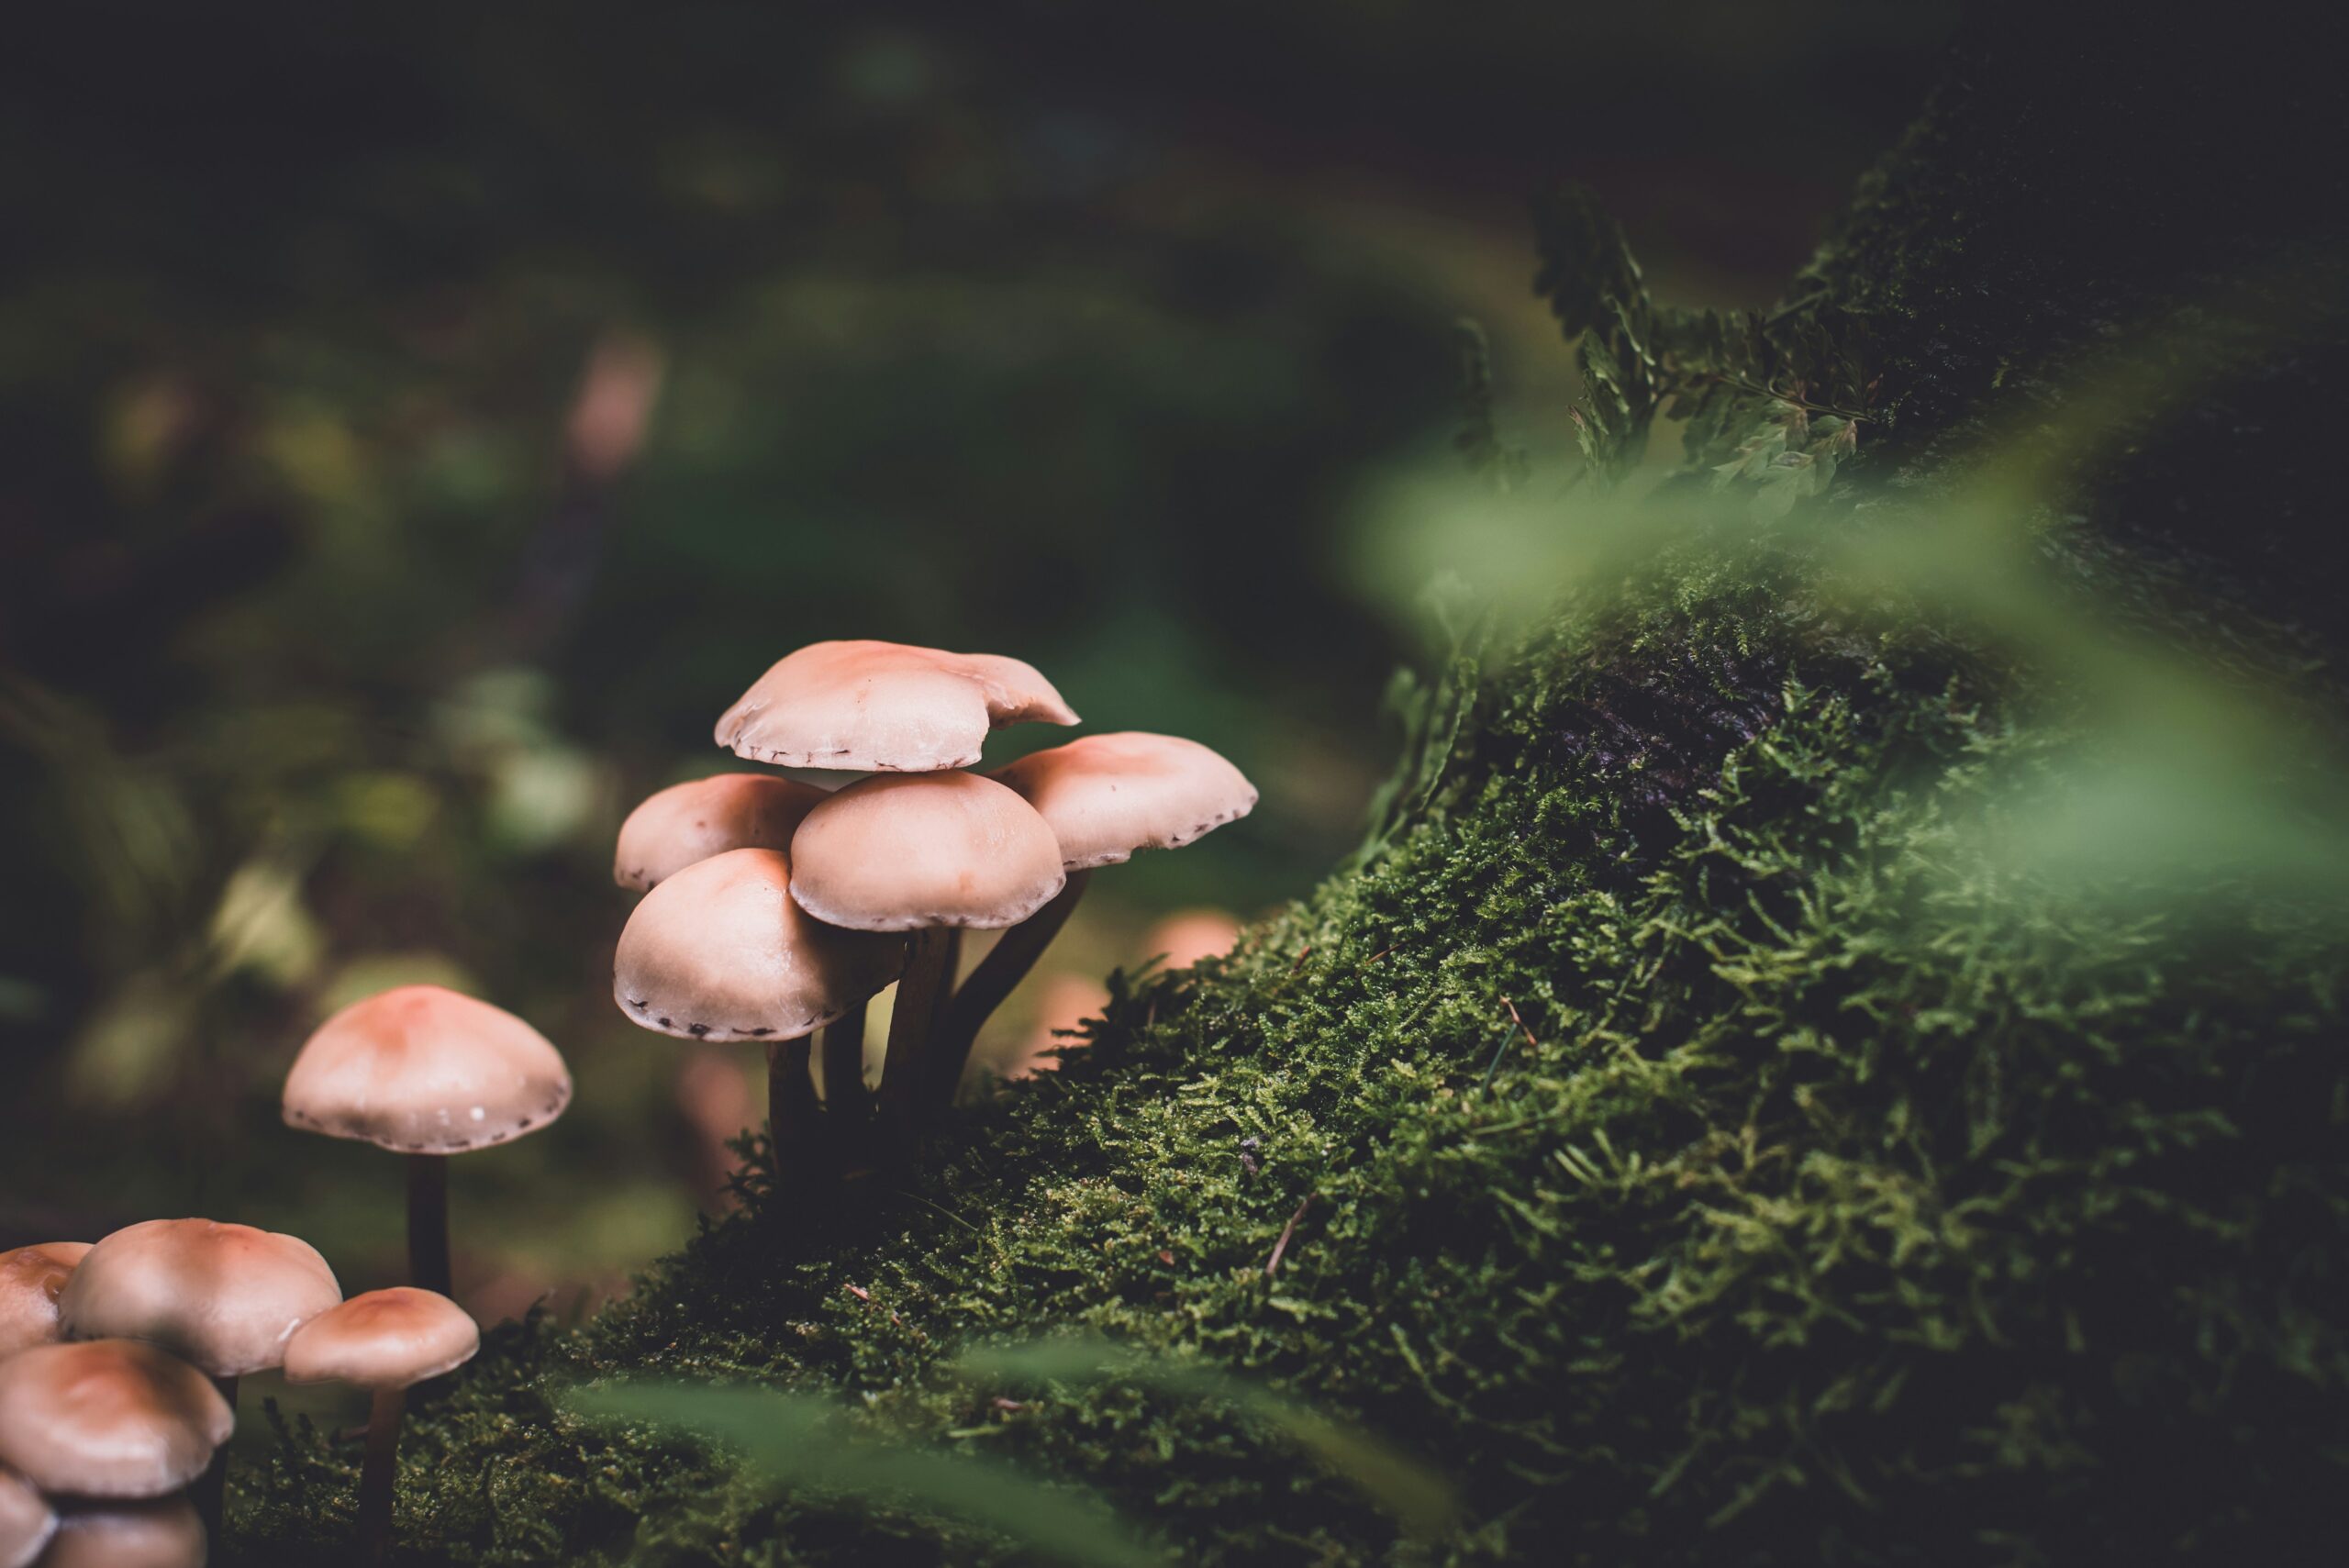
[956,1337,1459,1541]
[569,1382,1161,1567]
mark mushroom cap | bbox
[995,732,1259,871]
[57,1219,341,1380]
[788,773,1066,932]
[715,640,1077,772]
[36,1498,206,1568]
[614,848,901,1042]
[0,1340,233,1499]
[282,1287,479,1390]
[0,1467,55,1568]
[283,984,573,1154]
[0,1241,92,1359]
[614,773,829,892]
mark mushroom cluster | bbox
[612,639,1257,1175]
[0,983,549,1563]
[0,1226,479,1566]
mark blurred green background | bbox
[0,0,1954,1355]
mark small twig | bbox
[1287,946,1315,975]
[1365,946,1395,965]
[1479,995,1541,1092]
[1264,1195,1317,1279]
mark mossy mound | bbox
[239,540,2349,1563]
[239,14,2349,1566]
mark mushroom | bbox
[0,1340,232,1499]
[613,847,901,1177]
[788,772,1067,1142]
[929,733,1257,1104]
[0,1241,91,1359]
[613,773,828,892]
[0,1467,53,1568]
[35,1498,206,1568]
[282,984,573,1296]
[715,640,1077,772]
[283,1288,479,1565]
[57,1218,342,1541]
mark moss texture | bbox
[241,13,2349,1566]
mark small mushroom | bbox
[283,1288,479,1565]
[613,847,900,1175]
[715,639,1077,772]
[0,1340,232,1499]
[788,772,1067,1143]
[930,733,1256,1104]
[36,1498,206,1568]
[282,984,573,1296]
[613,773,829,892]
[0,1467,54,1568]
[0,1241,91,1359]
[57,1218,342,1543]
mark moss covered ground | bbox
[239,14,2349,1565]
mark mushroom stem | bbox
[406,1154,451,1296]
[928,870,1091,1108]
[766,1038,824,1182]
[818,1000,872,1154]
[878,928,958,1153]
[192,1375,237,1546]
[358,1385,405,1565]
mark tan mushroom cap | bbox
[283,984,573,1155]
[283,1287,479,1390]
[36,1498,206,1568]
[614,848,901,1041]
[715,640,1078,772]
[995,732,1259,871]
[0,1340,232,1499]
[58,1219,341,1380]
[788,773,1066,932]
[0,1241,91,1359]
[615,773,829,892]
[0,1467,54,1568]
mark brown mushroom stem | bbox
[878,928,958,1153]
[358,1385,405,1564]
[928,870,1091,1108]
[818,1000,872,1148]
[766,1038,824,1181]
[406,1154,451,1296]
[192,1375,236,1545]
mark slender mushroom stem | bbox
[766,1038,824,1182]
[819,1001,871,1126]
[193,1375,237,1546]
[406,1154,451,1296]
[928,869,1091,1108]
[358,1384,406,1565]
[818,1000,871,1173]
[878,928,957,1156]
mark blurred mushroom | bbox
[0,1241,90,1359]
[36,1498,206,1568]
[58,1220,340,1384]
[715,640,1076,772]
[614,847,899,1178]
[613,773,828,891]
[0,1468,53,1568]
[57,1218,341,1540]
[282,985,573,1296]
[0,1340,232,1499]
[284,1288,479,1565]
[789,773,1065,1144]
[931,733,1256,1103]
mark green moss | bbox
[234,548,2349,1562]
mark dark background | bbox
[0,0,1954,1331]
